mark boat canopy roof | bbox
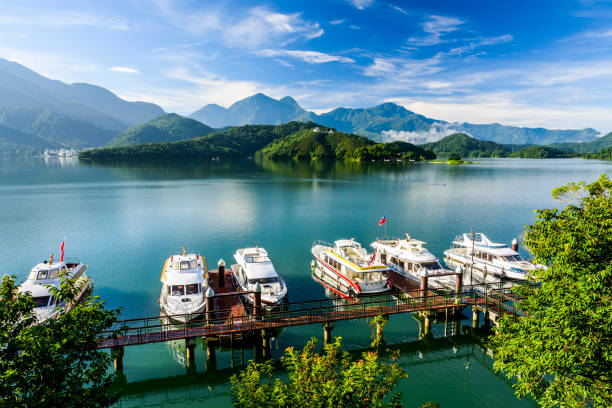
[242,261,278,279]
[164,270,204,286]
[18,278,59,298]
[334,239,361,248]
[454,233,519,256]
[371,236,439,263]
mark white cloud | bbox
[346,0,375,10]
[379,125,456,143]
[390,4,410,15]
[0,10,133,30]
[363,56,443,78]
[330,19,345,25]
[257,49,354,64]
[408,15,463,46]
[151,3,324,49]
[443,34,513,56]
[109,66,140,74]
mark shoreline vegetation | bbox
[73,117,612,163]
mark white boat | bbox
[232,246,287,305]
[444,233,540,280]
[159,247,208,322]
[18,254,92,322]
[311,239,390,297]
[370,234,456,290]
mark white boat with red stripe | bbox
[311,239,391,297]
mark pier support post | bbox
[472,309,480,329]
[218,259,225,288]
[205,287,215,325]
[452,318,460,336]
[205,339,217,372]
[185,338,196,371]
[455,266,463,296]
[261,329,271,359]
[323,321,334,346]
[483,310,491,327]
[254,283,262,320]
[112,346,124,373]
[424,314,431,336]
[420,274,428,300]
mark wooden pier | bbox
[102,264,531,371]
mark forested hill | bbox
[106,113,214,147]
[553,132,612,153]
[80,122,318,160]
[421,133,515,157]
[256,127,435,161]
[79,122,436,162]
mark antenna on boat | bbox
[49,253,54,264]
[470,228,475,287]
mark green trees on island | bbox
[492,174,612,408]
[509,145,576,158]
[0,274,121,407]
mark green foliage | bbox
[107,113,214,147]
[509,145,576,158]
[230,337,407,408]
[0,274,121,407]
[447,155,461,161]
[422,133,511,158]
[583,146,612,161]
[491,174,612,408]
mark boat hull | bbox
[444,250,528,280]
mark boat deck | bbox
[208,268,246,321]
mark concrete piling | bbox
[205,287,215,324]
[217,259,225,288]
[472,309,480,329]
[323,321,334,346]
[112,346,124,372]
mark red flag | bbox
[60,240,65,262]
[378,215,386,226]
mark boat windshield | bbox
[170,285,185,296]
[248,277,278,285]
[503,255,522,262]
[245,256,271,263]
[33,296,50,308]
[186,284,199,295]
[420,262,441,271]
[172,260,198,270]
[37,268,60,280]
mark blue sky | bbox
[2,0,612,132]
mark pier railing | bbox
[98,281,534,349]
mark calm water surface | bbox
[1,157,609,407]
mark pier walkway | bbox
[99,281,530,349]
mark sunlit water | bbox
[1,157,609,407]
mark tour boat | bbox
[443,233,539,280]
[370,234,456,290]
[18,254,92,322]
[311,239,391,298]
[159,247,209,322]
[231,246,287,305]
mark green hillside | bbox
[0,123,56,155]
[257,127,435,161]
[107,114,214,147]
[510,146,576,158]
[583,147,612,161]
[553,132,612,153]
[422,133,512,157]
[81,122,317,160]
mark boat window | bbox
[48,268,59,279]
[33,296,51,307]
[186,284,199,295]
[36,269,48,280]
[172,261,179,270]
[171,285,185,296]
[246,256,271,263]
[190,260,197,269]
[180,261,190,270]
[421,262,441,271]
[248,277,278,285]
[504,255,520,262]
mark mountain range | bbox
[190,93,600,146]
[0,58,164,153]
[0,58,606,155]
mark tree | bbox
[230,337,407,408]
[0,274,121,407]
[492,174,612,408]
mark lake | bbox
[1,157,609,407]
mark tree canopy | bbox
[492,174,612,408]
[0,274,121,407]
[230,337,408,408]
